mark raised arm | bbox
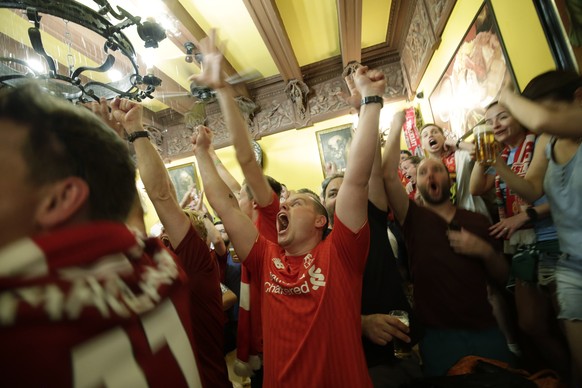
[490,134,549,203]
[192,126,258,262]
[86,97,146,234]
[381,110,410,224]
[191,30,273,207]
[500,87,582,137]
[369,136,389,210]
[208,139,242,197]
[340,72,387,211]
[203,216,227,256]
[111,98,190,248]
[335,66,385,232]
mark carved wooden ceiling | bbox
[0,0,456,158]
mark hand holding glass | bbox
[389,310,411,359]
[473,123,496,166]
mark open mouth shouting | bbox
[277,212,289,234]
[428,181,440,197]
[428,137,440,150]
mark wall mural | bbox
[428,0,515,141]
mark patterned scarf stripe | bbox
[495,133,536,223]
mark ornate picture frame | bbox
[167,163,200,204]
[428,0,516,141]
[315,124,353,175]
[533,0,578,71]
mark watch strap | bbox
[526,206,538,222]
[360,95,384,106]
[127,130,150,143]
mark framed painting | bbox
[167,162,200,204]
[534,0,578,71]
[315,124,353,175]
[429,0,516,141]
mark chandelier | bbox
[0,0,165,102]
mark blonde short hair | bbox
[183,209,208,242]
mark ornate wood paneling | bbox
[400,0,456,98]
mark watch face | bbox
[252,140,263,167]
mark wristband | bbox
[360,95,384,106]
[127,130,150,143]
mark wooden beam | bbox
[390,0,416,51]
[385,0,401,48]
[337,0,362,67]
[242,0,302,82]
[159,0,250,98]
[160,0,240,79]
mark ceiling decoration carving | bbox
[0,0,456,160]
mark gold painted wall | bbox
[142,101,410,232]
[143,115,353,231]
[143,0,558,232]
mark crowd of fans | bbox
[1,29,581,388]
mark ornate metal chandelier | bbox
[0,0,165,102]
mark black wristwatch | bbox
[525,206,538,222]
[360,95,384,106]
[127,130,150,143]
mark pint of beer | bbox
[389,310,411,359]
[473,124,496,166]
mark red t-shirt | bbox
[0,222,203,387]
[256,191,280,243]
[214,249,228,283]
[238,191,280,357]
[244,216,372,387]
[174,225,231,388]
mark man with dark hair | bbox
[401,155,422,201]
[190,30,386,387]
[238,175,283,236]
[383,110,512,377]
[398,150,413,187]
[0,84,203,387]
[189,30,283,386]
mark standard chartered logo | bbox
[308,266,326,290]
[264,265,326,295]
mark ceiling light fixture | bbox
[0,0,166,102]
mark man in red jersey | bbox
[191,30,385,388]
[0,84,203,387]
[189,29,282,385]
[110,97,231,388]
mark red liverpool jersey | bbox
[244,215,372,387]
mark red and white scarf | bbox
[495,132,536,222]
[0,222,185,322]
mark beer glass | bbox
[389,310,411,359]
[473,123,496,166]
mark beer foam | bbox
[473,125,493,135]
